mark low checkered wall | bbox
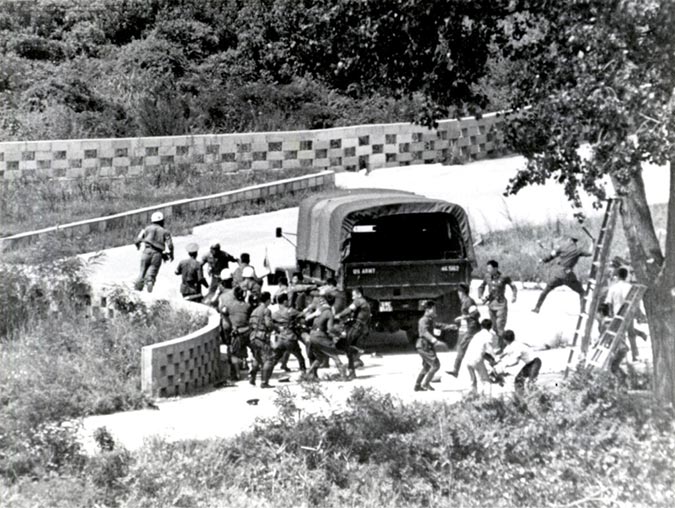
[88,286,222,398]
[0,171,334,252]
[0,113,506,181]
[140,299,221,398]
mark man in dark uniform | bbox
[134,211,174,292]
[272,293,307,373]
[175,243,209,302]
[201,240,237,291]
[220,285,251,381]
[415,300,454,391]
[446,283,481,377]
[336,286,371,378]
[477,259,517,351]
[305,293,349,381]
[248,292,275,388]
[532,235,591,313]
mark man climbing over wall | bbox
[134,211,174,293]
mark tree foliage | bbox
[496,0,675,210]
[0,0,510,140]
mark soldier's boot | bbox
[146,281,154,293]
[133,278,144,291]
[414,371,427,392]
[347,368,356,380]
[260,364,273,388]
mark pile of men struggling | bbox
[133,212,370,389]
[133,213,645,394]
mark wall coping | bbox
[0,112,507,149]
[1,170,334,242]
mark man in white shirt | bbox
[493,330,541,394]
[604,267,643,361]
[463,319,498,394]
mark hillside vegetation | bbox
[0,0,508,141]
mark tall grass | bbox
[0,166,313,237]
[0,264,208,480]
[2,187,320,265]
[473,203,668,282]
[2,372,673,507]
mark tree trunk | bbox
[611,165,675,409]
[649,160,675,408]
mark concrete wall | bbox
[140,298,221,398]
[0,113,506,181]
[0,170,335,252]
[88,286,222,398]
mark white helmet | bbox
[220,268,232,280]
[210,239,220,248]
[242,266,255,278]
[151,211,164,223]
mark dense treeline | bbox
[0,0,509,140]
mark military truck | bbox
[274,188,477,345]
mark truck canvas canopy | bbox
[296,189,477,272]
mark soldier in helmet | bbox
[240,265,262,302]
[232,253,261,287]
[134,211,174,293]
[175,243,208,302]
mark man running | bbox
[446,283,481,377]
[414,301,454,392]
[134,211,173,293]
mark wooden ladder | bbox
[586,284,647,371]
[564,198,620,377]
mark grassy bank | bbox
[0,167,314,238]
[0,263,208,479]
[473,203,668,282]
[2,373,673,507]
[1,185,319,265]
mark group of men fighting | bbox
[133,211,371,388]
[133,212,640,393]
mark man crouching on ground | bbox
[414,300,454,392]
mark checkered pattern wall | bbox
[0,113,506,181]
[140,314,222,398]
[87,287,222,398]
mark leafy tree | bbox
[494,0,675,407]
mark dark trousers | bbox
[249,338,275,385]
[535,268,584,311]
[277,338,307,371]
[415,342,440,388]
[343,321,368,372]
[610,344,629,385]
[134,250,163,292]
[453,328,478,373]
[514,358,542,394]
[307,333,346,378]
